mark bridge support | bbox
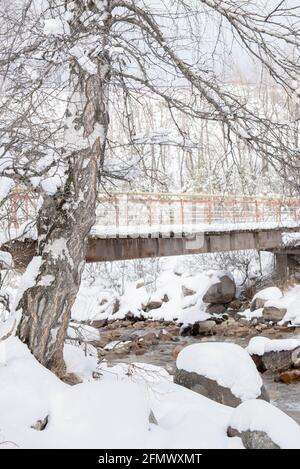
[275,252,288,281]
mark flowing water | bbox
[101,326,300,424]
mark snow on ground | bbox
[246,337,300,356]
[229,400,300,449]
[0,337,241,449]
[176,343,263,401]
[238,308,263,321]
[71,270,225,325]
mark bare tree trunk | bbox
[18,0,111,380]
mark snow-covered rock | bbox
[247,337,300,373]
[250,287,282,312]
[227,400,300,449]
[247,337,300,357]
[262,305,287,322]
[174,343,269,407]
[202,273,236,304]
[71,270,233,325]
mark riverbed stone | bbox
[250,287,282,312]
[251,347,300,373]
[227,427,280,450]
[143,300,163,312]
[202,275,236,304]
[262,306,287,322]
[206,303,227,315]
[279,369,300,384]
[174,368,269,407]
[228,299,242,310]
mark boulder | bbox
[262,306,287,322]
[179,320,217,337]
[190,320,216,336]
[227,400,300,449]
[206,303,227,315]
[252,348,300,373]
[228,427,280,450]
[202,275,236,304]
[247,337,300,373]
[279,370,300,384]
[175,368,242,407]
[90,319,108,329]
[174,368,269,408]
[174,343,269,407]
[250,287,282,312]
[228,299,242,310]
[143,300,163,312]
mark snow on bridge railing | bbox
[93,191,300,236]
[1,190,300,235]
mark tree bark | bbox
[18,0,111,379]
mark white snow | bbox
[43,17,70,36]
[44,238,73,267]
[0,250,13,269]
[71,270,227,325]
[37,275,55,287]
[69,45,97,75]
[229,400,300,449]
[247,336,300,356]
[13,256,43,311]
[0,337,240,449]
[252,287,283,302]
[176,342,263,401]
[0,177,14,202]
[251,285,300,326]
[64,344,98,382]
[238,308,263,321]
[91,220,300,238]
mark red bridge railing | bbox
[95,192,300,233]
[2,191,300,232]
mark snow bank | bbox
[0,338,152,448]
[64,344,98,382]
[229,400,300,449]
[71,270,230,325]
[247,336,300,356]
[0,337,241,449]
[99,362,240,449]
[176,343,263,401]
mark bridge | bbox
[1,191,300,272]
